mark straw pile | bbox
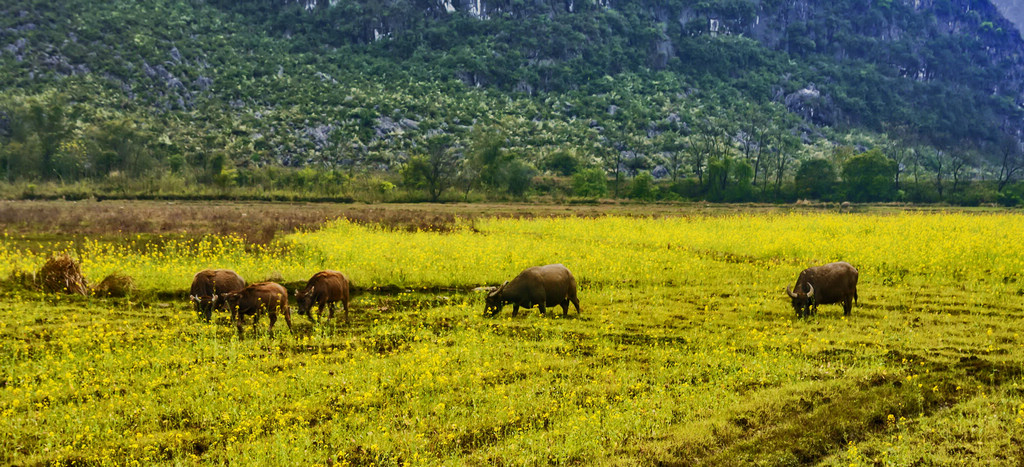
[94,273,136,297]
[39,254,88,295]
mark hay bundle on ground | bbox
[94,273,136,297]
[39,254,88,295]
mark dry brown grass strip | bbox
[0,199,756,243]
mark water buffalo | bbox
[189,269,246,321]
[295,270,351,323]
[485,264,580,316]
[217,282,293,337]
[786,261,859,318]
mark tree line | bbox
[3,91,1021,205]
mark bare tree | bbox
[949,149,974,194]
[689,117,729,188]
[771,131,800,197]
[996,133,1023,192]
[885,124,919,191]
[401,134,460,202]
[926,149,950,199]
[886,139,909,191]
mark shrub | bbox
[795,158,837,200]
[843,149,897,202]
[572,168,609,198]
[629,172,657,201]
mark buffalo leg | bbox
[283,307,294,334]
[317,299,329,323]
[560,299,570,316]
[511,304,520,316]
[843,298,853,316]
[538,304,546,315]
[235,314,245,338]
[252,311,262,336]
[268,311,277,335]
[343,299,350,323]
[327,302,335,321]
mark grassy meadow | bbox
[1,203,1024,465]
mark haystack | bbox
[94,273,136,297]
[39,254,88,295]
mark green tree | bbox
[505,159,537,197]
[843,149,897,202]
[726,159,755,202]
[466,125,536,196]
[795,158,837,200]
[467,126,507,189]
[86,119,153,178]
[996,133,1023,192]
[1,135,43,181]
[401,134,460,202]
[629,171,656,201]
[544,149,580,176]
[572,168,609,198]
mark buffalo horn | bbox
[806,284,815,299]
[490,281,509,297]
[786,286,797,298]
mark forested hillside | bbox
[1,0,1023,203]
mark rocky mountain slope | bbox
[0,0,1022,199]
[992,0,1024,34]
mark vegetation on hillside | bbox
[1,0,1023,203]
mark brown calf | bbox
[217,282,293,337]
[189,269,245,321]
[295,270,351,323]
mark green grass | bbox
[1,209,1023,465]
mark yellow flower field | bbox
[3,211,1021,293]
[1,209,1022,465]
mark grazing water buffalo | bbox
[217,282,293,337]
[786,261,859,318]
[189,269,246,321]
[295,270,351,323]
[485,264,580,317]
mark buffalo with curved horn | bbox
[786,261,858,318]
[483,264,580,317]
